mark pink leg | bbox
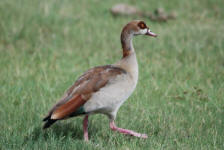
[110,121,148,138]
[83,115,89,141]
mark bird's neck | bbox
[116,30,138,83]
[121,29,135,58]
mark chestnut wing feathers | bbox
[43,65,126,121]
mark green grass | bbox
[0,0,224,149]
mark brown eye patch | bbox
[138,21,147,29]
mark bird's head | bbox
[122,20,157,37]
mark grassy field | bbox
[0,0,224,149]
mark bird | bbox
[43,20,157,141]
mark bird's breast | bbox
[83,73,137,114]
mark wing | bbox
[43,65,126,120]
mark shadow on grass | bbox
[23,115,111,145]
[25,122,83,143]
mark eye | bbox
[138,21,147,29]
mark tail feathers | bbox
[43,118,57,129]
[43,115,50,121]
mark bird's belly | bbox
[83,75,136,116]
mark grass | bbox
[0,0,224,149]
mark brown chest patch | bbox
[123,49,132,58]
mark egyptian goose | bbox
[43,20,157,141]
